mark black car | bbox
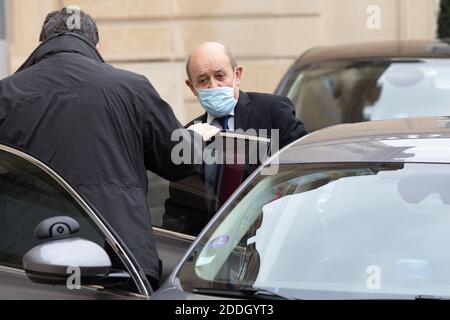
[275,40,450,132]
[2,117,450,300]
[154,116,450,300]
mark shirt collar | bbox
[206,109,235,125]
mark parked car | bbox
[150,39,450,285]
[2,116,450,299]
[153,40,450,283]
[275,40,450,132]
[154,116,450,300]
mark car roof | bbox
[296,40,450,66]
[279,117,450,164]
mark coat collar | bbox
[16,32,105,73]
[234,90,251,130]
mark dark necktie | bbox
[216,115,231,131]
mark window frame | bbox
[147,132,271,234]
[0,144,151,297]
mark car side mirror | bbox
[22,216,114,286]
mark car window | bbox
[179,162,450,299]
[367,62,450,120]
[0,148,105,270]
[284,59,450,132]
[147,133,271,236]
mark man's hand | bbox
[187,123,220,141]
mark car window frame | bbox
[0,144,151,298]
[148,132,271,236]
[278,57,450,132]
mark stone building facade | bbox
[2,0,440,123]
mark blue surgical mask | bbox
[196,71,238,118]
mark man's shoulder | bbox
[102,64,149,86]
[185,114,207,128]
[245,91,287,107]
[98,64,161,97]
[6,60,149,90]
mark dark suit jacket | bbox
[162,91,309,236]
[187,90,308,149]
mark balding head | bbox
[185,42,243,99]
[186,42,237,80]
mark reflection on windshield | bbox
[368,63,450,121]
[180,162,450,299]
[286,59,450,131]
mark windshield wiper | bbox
[192,287,294,300]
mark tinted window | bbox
[284,59,450,132]
[0,149,105,269]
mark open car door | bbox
[148,132,271,281]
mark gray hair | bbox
[39,7,99,46]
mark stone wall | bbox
[6,0,438,123]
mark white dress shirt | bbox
[206,109,235,131]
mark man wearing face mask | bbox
[162,42,308,235]
[185,42,308,147]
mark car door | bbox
[148,132,271,282]
[0,145,149,299]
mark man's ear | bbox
[235,65,243,88]
[186,79,198,97]
[96,43,100,50]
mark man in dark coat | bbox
[162,42,309,235]
[184,42,308,148]
[0,8,203,289]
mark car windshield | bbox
[179,162,450,299]
[284,59,450,131]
